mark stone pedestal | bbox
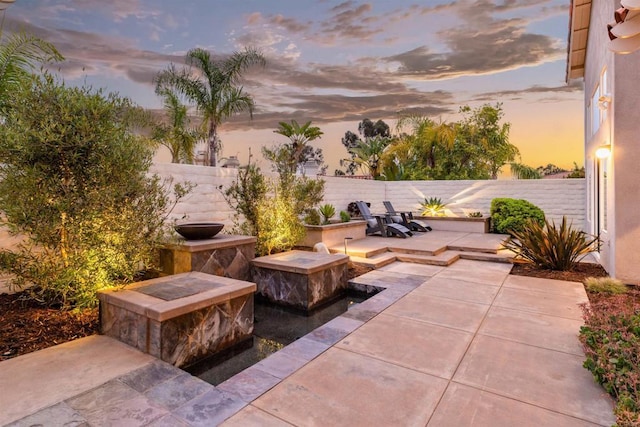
[159,235,256,281]
[252,250,349,311]
[98,272,256,368]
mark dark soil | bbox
[510,261,609,283]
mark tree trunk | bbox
[208,121,218,167]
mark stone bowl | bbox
[174,223,224,240]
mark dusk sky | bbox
[8,0,584,175]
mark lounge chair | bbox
[383,201,432,232]
[356,201,412,238]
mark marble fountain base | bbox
[159,235,256,281]
[251,250,349,311]
[98,272,256,368]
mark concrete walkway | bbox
[1,259,615,426]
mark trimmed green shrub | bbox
[339,210,351,222]
[490,198,544,234]
[304,209,321,226]
[503,216,598,271]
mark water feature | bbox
[184,291,371,385]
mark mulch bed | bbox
[510,262,608,283]
[0,260,620,362]
[0,293,98,361]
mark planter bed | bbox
[418,216,491,233]
[299,220,367,247]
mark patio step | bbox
[387,246,442,256]
[457,250,515,264]
[348,252,397,269]
[395,250,460,266]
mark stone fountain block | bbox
[98,272,256,368]
[251,250,349,311]
[159,234,256,281]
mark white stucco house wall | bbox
[567,0,640,283]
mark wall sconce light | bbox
[598,94,612,110]
[595,144,612,159]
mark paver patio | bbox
[0,232,615,426]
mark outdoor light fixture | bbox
[344,237,353,254]
[595,144,612,159]
[598,95,612,110]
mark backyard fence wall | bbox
[152,163,586,230]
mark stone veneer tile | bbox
[253,350,308,380]
[118,360,183,393]
[144,373,213,410]
[278,337,329,362]
[67,380,168,426]
[171,389,247,427]
[146,414,191,427]
[6,402,88,427]
[217,366,282,402]
[220,405,294,426]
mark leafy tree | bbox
[0,75,189,308]
[457,104,517,179]
[152,87,202,163]
[387,104,518,180]
[155,47,266,166]
[340,118,391,175]
[566,162,585,178]
[359,118,390,138]
[0,31,63,111]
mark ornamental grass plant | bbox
[503,216,599,271]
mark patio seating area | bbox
[0,232,614,426]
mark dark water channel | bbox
[184,292,371,386]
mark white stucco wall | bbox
[150,163,586,230]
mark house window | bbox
[591,85,601,135]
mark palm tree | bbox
[155,47,266,166]
[510,162,542,179]
[396,115,456,170]
[272,120,323,173]
[349,135,391,179]
[0,31,62,110]
[153,87,201,163]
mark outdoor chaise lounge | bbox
[356,201,412,238]
[383,201,432,232]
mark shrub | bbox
[256,192,305,255]
[0,75,188,309]
[318,204,336,224]
[339,210,351,222]
[222,157,268,236]
[467,211,483,218]
[580,292,640,425]
[585,277,628,295]
[223,148,325,256]
[503,217,598,271]
[490,198,544,234]
[304,209,321,226]
[420,197,447,216]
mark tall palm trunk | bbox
[208,121,218,166]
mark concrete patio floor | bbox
[0,233,615,426]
